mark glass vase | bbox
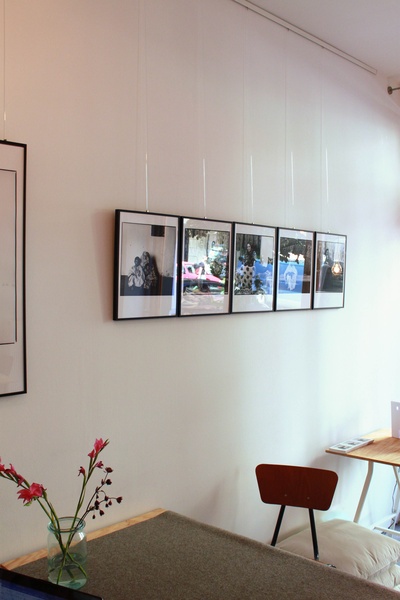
[47,517,87,589]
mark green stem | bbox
[50,521,87,585]
[54,545,87,584]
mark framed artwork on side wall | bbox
[0,141,27,397]
[276,228,314,311]
[113,210,179,320]
[313,232,346,309]
[179,217,232,316]
[232,223,276,313]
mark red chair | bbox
[255,463,338,560]
[255,463,400,588]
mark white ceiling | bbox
[245,0,400,80]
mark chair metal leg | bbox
[271,505,286,546]
[308,509,319,560]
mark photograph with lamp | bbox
[313,232,346,309]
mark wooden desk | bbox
[326,429,400,525]
[4,509,400,599]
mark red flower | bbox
[88,438,108,459]
[1,437,122,546]
[17,483,45,504]
[5,464,24,485]
[6,464,18,477]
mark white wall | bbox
[1,0,400,562]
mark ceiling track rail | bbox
[232,0,377,75]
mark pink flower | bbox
[7,464,18,477]
[88,438,108,459]
[17,482,45,504]
[5,464,24,485]
[1,437,122,539]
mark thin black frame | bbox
[179,216,232,317]
[232,222,276,313]
[113,210,179,320]
[0,141,27,397]
[313,232,346,309]
[276,227,314,311]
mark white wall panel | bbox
[141,0,200,214]
[243,11,286,226]
[1,0,400,562]
[197,0,245,220]
[285,31,323,229]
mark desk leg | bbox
[392,466,400,525]
[372,466,400,536]
[354,460,374,523]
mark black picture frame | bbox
[0,141,27,397]
[179,217,232,316]
[313,232,346,309]
[276,228,314,311]
[232,222,276,313]
[113,210,179,320]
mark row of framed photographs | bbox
[113,210,346,320]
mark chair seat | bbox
[277,518,400,589]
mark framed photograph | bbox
[276,228,314,311]
[0,141,27,397]
[113,210,179,320]
[179,217,232,316]
[313,232,346,309]
[232,223,276,313]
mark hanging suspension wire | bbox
[3,0,6,139]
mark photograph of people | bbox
[236,243,256,292]
[120,223,175,297]
[114,211,179,320]
[182,229,228,296]
[234,235,273,296]
[278,236,312,295]
[316,242,344,293]
[127,251,160,294]
[275,229,314,311]
[180,219,232,316]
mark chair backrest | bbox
[255,464,339,560]
[255,464,338,511]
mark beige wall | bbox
[1,0,400,562]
